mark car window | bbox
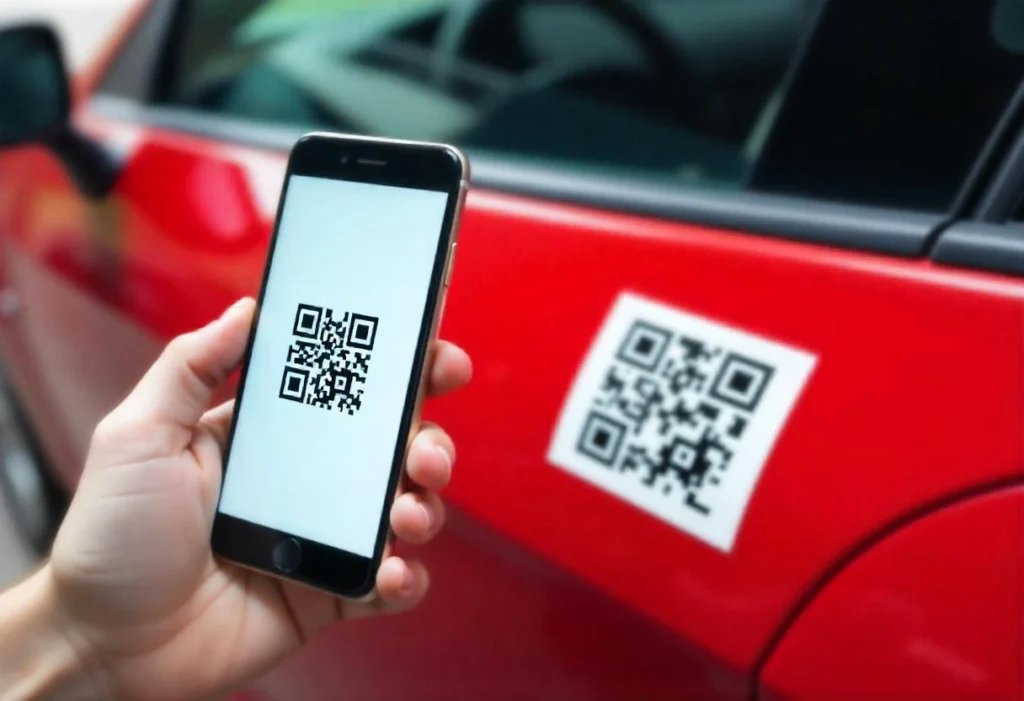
[153,0,1024,212]
[751,0,1024,212]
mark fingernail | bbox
[402,564,416,592]
[435,444,454,474]
[419,503,434,530]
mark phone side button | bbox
[444,243,457,287]
[272,538,302,573]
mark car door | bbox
[1,0,1022,699]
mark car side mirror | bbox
[0,23,118,198]
[0,24,70,146]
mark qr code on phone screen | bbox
[547,293,816,551]
[278,303,379,416]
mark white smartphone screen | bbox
[217,174,450,558]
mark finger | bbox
[191,400,237,501]
[340,557,429,619]
[390,490,445,544]
[198,400,237,450]
[119,299,255,433]
[405,427,454,491]
[426,341,472,397]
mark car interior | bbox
[164,0,816,191]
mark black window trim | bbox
[87,94,939,257]
[87,0,947,258]
[931,79,1024,277]
[932,122,1024,276]
[932,221,1024,277]
[953,80,1024,224]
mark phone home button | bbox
[272,538,302,573]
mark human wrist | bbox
[0,565,105,701]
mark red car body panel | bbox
[761,487,1024,700]
[0,5,1021,698]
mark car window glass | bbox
[752,0,1024,212]
[156,0,809,190]
[153,0,1024,212]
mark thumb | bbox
[119,298,256,435]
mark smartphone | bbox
[211,133,468,598]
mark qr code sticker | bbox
[547,293,816,552]
[278,303,379,416]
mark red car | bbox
[1,0,1022,699]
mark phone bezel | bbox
[211,132,466,598]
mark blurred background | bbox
[0,1,1023,700]
[0,393,31,588]
[0,0,132,69]
[0,0,134,588]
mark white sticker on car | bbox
[547,292,816,552]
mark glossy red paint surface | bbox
[0,16,1021,697]
[433,190,1024,680]
[760,487,1024,701]
[252,511,744,701]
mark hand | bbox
[27,298,471,700]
